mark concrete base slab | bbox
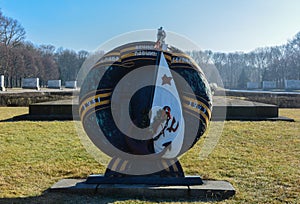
[12,96,294,121]
[50,178,235,200]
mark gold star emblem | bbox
[161,74,172,85]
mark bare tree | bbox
[39,45,59,84]
[0,15,25,47]
[0,10,26,87]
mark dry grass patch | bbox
[0,108,299,203]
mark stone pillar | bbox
[0,75,5,91]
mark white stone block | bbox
[48,80,61,89]
[262,81,276,89]
[22,78,40,90]
[65,81,77,89]
[285,80,300,90]
[247,82,259,89]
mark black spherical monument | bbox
[79,32,212,184]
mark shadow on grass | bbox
[0,114,76,122]
[0,190,233,204]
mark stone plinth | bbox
[23,96,295,121]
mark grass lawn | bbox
[0,107,299,203]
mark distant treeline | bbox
[1,10,300,89]
[190,32,300,89]
[0,10,89,87]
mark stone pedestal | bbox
[50,178,235,200]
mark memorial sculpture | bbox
[78,28,233,191]
[51,29,235,199]
[79,28,212,183]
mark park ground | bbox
[0,107,299,203]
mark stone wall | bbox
[222,90,300,108]
[0,90,76,106]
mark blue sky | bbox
[1,0,300,52]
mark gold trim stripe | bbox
[183,103,209,125]
[172,53,199,65]
[93,60,122,68]
[120,45,157,53]
[120,46,136,53]
[183,91,211,105]
[80,99,110,120]
[93,57,157,67]
[172,52,191,58]
[162,160,170,172]
[79,89,113,103]
[82,106,110,121]
[119,160,129,172]
[111,158,121,171]
[122,57,157,63]
[80,92,112,112]
[170,64,195,69]
[120,52,135,60]
[182,96,211,118]
[93,55,158,68]
[104,52,120,57]
[170,160,178,172]
[171,54,203,73]
[184,109,206,127]
[163,54,172,61]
